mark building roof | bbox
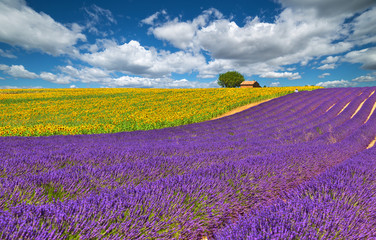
[241,81,257,85]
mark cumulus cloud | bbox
[0,0,86,55]
[39,72,73,84]
[80,40,206,77]
[270,82,281,87]
[260,71,301,80]
[317,56,339,70]
[152,21,197,49]
[317,63,336,70]
[58,65,110,83]
[196,59,236,79]
[350,7,376,45]
[321,56,339,64]
[197,9,352,66]
[343,47,376,70]
[109,75,217,88]
[75,5,376,83]
[0,65,38,79]
[38,65,217,88]
[316,79,357,88]
[319,73,330,78]
[186,6,354,79]
[352,74,376,82]
[149,8,223,49]
[141,10,167,25]
[0,64,8,71]
[138,2,376,80]
[0,63,215,88]
[197,59,280,79]
[0,64,73,84]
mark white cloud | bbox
[0,63,215,88]
[39,72,73,84]
[109,76,217,88]
[83,4,116,36]
[142,12,160,25]
[319,73,330,78]
[278,0,376,18]
[197,59,280,79]
[149,8,222,50]
[137,4,376,80]
[0,64,73,84]
[317,56,339,70]
[270,82,281,87]
[352,74,376,82]
[58,65,110,83]
[0,49,17,58]
[316,79,357,88]
[350,7,376,45]
[84,4,116,24]
[260,71,301,80]
[152,21,197,49]
[0,85,43,89]
[80,40,206,77]
[1,65,38,79]
[196,9,352,66]
[4,64,214,88]
[141,10,167,25]
[317,63,336,70]
[196,59,235,79]
[0,85,21,89]
[0,0,86,55]
[80,38,119,54]
[321,56,339,64]
[186,7,353,79]
[0,64,8,71]
[57,65,218,88]
[343,47,376,70]
[74,6,376,83]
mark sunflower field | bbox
[0,86,320,136]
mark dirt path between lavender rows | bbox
[210,98,274,120]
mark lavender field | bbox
[1,87,376,239]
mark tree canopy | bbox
[217,71,245,88]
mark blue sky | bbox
[0,0,375,89]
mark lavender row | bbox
[1,125,373,239]
[215,123,376,239]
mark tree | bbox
[217,71,245,88]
